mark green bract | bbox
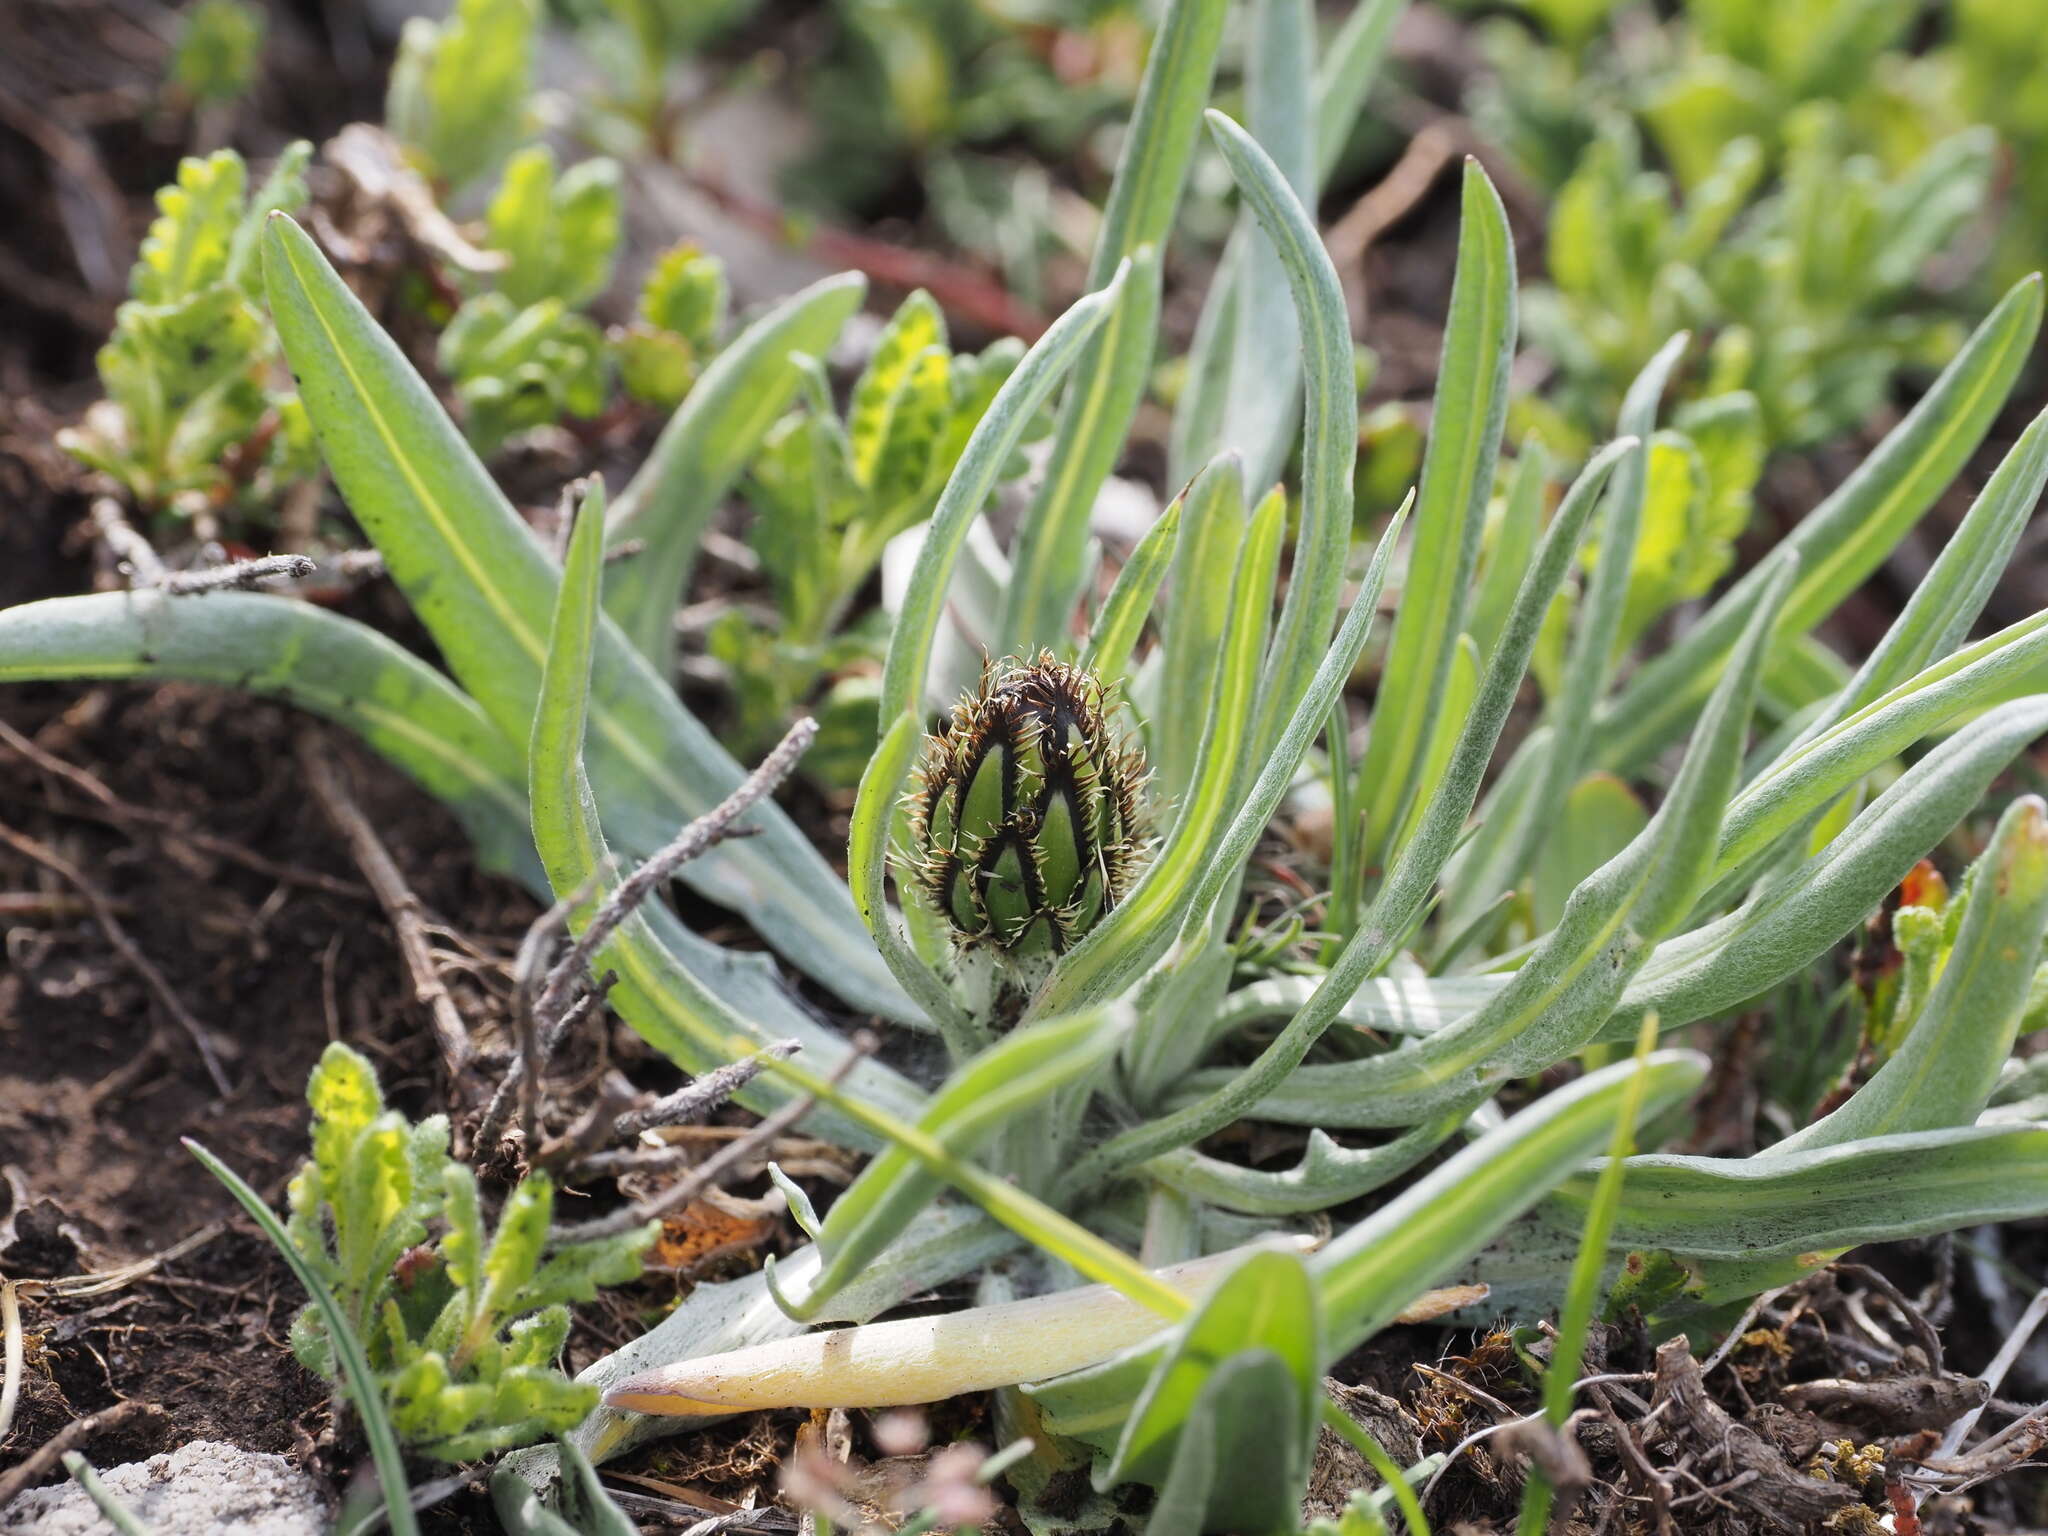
[908,655,1148,973]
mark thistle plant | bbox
[907,653,1149,983]
[11,0,2048,1526]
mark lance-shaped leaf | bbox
[1709,606,2048,898]
[1031,1053,1702,1447]
[602,272,867,667]
[1311,1050,1706,1357]
[880,267,1127,721]
[1146,1103,1472,1216]
[1782,403,2048,745]
[1081,492,1183,690]
[0,591,535,883]
[1543,1124,2048,1268]
[847,708,971,1046]
[1085,444,1627,1162]
[527,478,926,1139]
[998,0,1228,653]
[1033,501,1402,1019]
[261,217,905,1017]
[767,1005,1129,1321]
[1153,455,1248,812]
[1106,1250,1322,1536]
[1355,160,1515,864]
[1614,695,2048,1037]
[1498,338,1687,884]
[1189,556,1790,1128]
[1203,110,1360,759]
[1170,0,1404,482]
[1210,0,1315,496]
[1776,796,2048,1153]
[1596,274,2043,774]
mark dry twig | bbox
[298,732,474,1080]
[551,1034,864,1244]
[0,1401,165,1508]
[0,820,232,1093]
[474,717,818,1155]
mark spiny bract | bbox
[907,653,1147,967]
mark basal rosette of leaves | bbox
[11,0,2048,1528]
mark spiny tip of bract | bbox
[901,652,1150,968]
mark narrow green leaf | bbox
[261,217,903,1016]
[603,272,867,667]
[0,591,535,883]
[1216,0,1316,495]
[776,1006,1128,1320]
[1357,161,1516,863]
[1109,1250,1321,1533]
[1203,111,1360,759]
[1777,796,2048,1151]
[1468,439,1548,667]
[881,268,1126,722]
[1616,695,2048,1036]
[1198,553,1789,1128]
[849,708,971,1046]
[1155,455,1247,810]
[1597,275,2044,774]
[188,1138,420,1536]
[526,479,926,1138]
[1546,1123,2048,1266]
[1510,335,1689,882]
[1082,492,1183,690]
[1037,498,1401,1022]
[998,0,1229,653]
[1310,1049,1707,1357]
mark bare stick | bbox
[474,717,817,1154]
[552,1035,866,1244]
[1935,1286,2048,1460]
[298,733,473,1079]
[0,1401,163,1507]
[0,716,368,899]
[534,717,816,1032]
[0,820,231,1093]
[158,553,318,595]
[89,496,166,587]
[614,1040,801,1140]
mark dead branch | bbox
[0,820,232,1094]
[0,1400,165,1507]
[297,732,473,1080]
[157,553,318,595]
[614,1041,802,1140]
[1647,1335,1859,1532]
[551,1034,866,1244]
[474,716,817,1156]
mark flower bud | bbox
[908,654,1146,966]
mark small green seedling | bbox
[280,1043,655,1461]
[59,145,315,521]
